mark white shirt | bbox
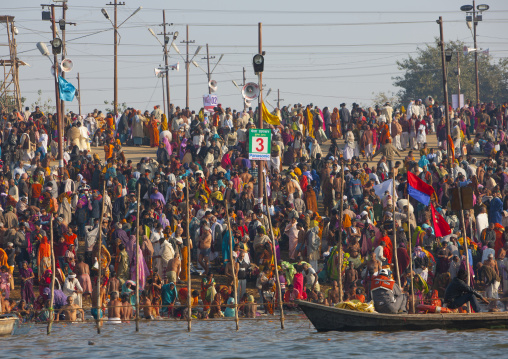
[374,245,386,265]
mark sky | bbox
[3,0,508,114]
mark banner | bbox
[452,94,464,109]
[203,94,218,112]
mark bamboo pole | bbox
[185,179,192,332]
[135,183,140,331]
[263,176,284,329]
[47,215,55,335]
[224,199,240,331]
[338,162,344,302]
[407,193,415,314]
[392,171,401,288]
[457,186,471,313]
[96,181,107,334]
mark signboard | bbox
[248,129,271,161]
[203,94,218,112]
[452,94,464,109]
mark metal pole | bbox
[206,44,211,94]
[77,72,81,116]
[185,24,189,108]
[135,183,140,331]
[185,179,192,332]
[51,5,64,174]
[392,172,401,288]
[225,200,239,330]
[113,0,118,115]
[163,10,171,114]
[47,216,55,335]
[473,0,479,105]
[277,89,280,109]
[438,17,451,171]
[338,163,344,302]
[162,76,166,116]
[264,176,285,329]
[96,181,106,334]
[257,22,263,201]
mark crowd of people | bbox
[0,97,507,322]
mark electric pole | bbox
[60,1,66,116]
[457,54,461,108]
[203,44,215,94]
[106,0,125,116]
[277,89,284,109]
[257,22,263,200]
[162,10,171,117]
[243,67,247,112]
[77,72,81,116]
[181,25,195,109]
[438,17,451,171]
[472,0,479,104]
[51,5,64,169]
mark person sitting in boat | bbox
[444,268,489,313]
[371,269,407,314]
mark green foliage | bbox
[393,39,508,105]
[29,90,56,114]
[371,91,400,108]
[104,100,127,114]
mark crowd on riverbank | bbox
[0,98,508,322]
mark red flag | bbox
[447,135,455,164]
[430,204,451,237]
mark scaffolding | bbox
[0,15,22,112]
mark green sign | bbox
[248,129,271,161]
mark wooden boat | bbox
[0,315,31,336]
[296,300,508,332]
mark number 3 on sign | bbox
[253,136,267,153]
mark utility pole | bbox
[60,0,67,117]
[106,0,125,116]
[257,22,263,200]
[277,89,284,109]
[51,5,64,170]
[162,10,171,117]
[456,54,461,108]
[77,72,81,116]
[0,15,22,112]
[473,0,479,104]
[202,44,215,94]
[438,17,451,171]
[243,67,247,112]
[181,25,195,109]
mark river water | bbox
[2,318,507,358]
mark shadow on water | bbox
[2,320,508,358]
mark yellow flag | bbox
[261,102,281,126]
[307,108,314,138]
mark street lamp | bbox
[445,48,453,62]
[460,2,489,104]
[101,6,142,114]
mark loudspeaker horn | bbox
[169,62,179,71]
[209,79,217,93]
[242,82,259,101]
[61,58,73,72]
[154,68,165,78]
[463,46,477,56]
[245,98,251,107]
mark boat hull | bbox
[296,301,508,332]
[0,317,17,336]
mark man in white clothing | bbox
[374,241,387,266]
[63,273,84,308]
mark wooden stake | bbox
[407,194,415,314]
[185,179,192,332]
[47,215,55,335]
[224,199,240,331]
[392,172,401,288]
[263,176,284,329]
[338,163,344,302]
[96,181,107,334]
[135,183,140,331]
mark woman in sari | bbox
[149,115,160,147]
[330,108,341,139]
[19,261,35,304]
